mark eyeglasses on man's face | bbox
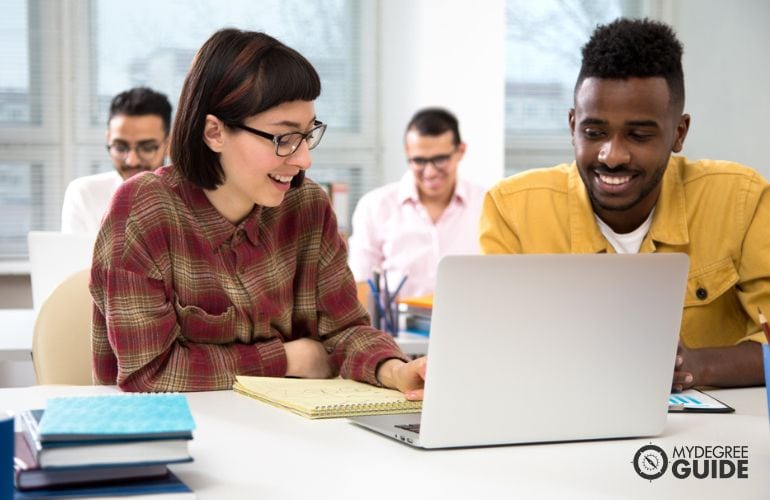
[106,141,163,162]
[228,120,327,157]
[408,149,457,172]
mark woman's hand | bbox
[284,338,332,379]
[377,356,427,400]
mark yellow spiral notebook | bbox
[233,376,422,419]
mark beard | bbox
[578,161,667,213]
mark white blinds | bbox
[0,0,378,261]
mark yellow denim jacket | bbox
[479,156,770,348]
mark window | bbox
[0,0,376,262]
[0,0,34,126]
[504,0,649,176]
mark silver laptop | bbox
[351,253,689,449]
[27,231,97,311]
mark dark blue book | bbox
[13,470,194,499]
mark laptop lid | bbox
[27,231,97,311]
[361,253,688,449]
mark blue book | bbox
[14,432,170,491]
[38,394,195,442]
[19,410,193,468]
[13,470,194,499]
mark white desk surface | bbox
[1,385,767,500]
[0,309,34,362]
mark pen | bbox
[758,307,770,344]
[391,275,408,301]
[382,270,393,334]
[367,278,391,333]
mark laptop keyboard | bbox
[395,423,420,434]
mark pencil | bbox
[758,307,770,344]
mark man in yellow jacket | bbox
[480,18,768,390]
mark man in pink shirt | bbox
[348,108,487,298]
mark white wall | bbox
[668,0,770,178]
[379,0,506,188]
[377,1,770,184]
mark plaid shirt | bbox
[91,166,407,392]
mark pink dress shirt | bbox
[347,173,487,298]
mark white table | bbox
[0,309,34,362]
[1,385,767,499]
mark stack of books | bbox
[13,394,196,499]
[397,295,433,336]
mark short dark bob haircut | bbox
[171,29,321,190]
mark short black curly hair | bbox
[575,18,685,112]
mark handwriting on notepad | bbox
[233,376,422,418]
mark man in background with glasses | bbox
[348,108,487,299]
[61,87,172,232]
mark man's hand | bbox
[377,357,427,400]
[672,342,700,392]
[672,341,763,391]
[284,338,332,379]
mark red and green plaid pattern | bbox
[91,166,406,392]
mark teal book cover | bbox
[37,394,195,442]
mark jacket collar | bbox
[567,157,690,253]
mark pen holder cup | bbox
[762,344,770,422]
[368,293,400,336]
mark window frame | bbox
[503,0,659,176]
[0,0,380,268]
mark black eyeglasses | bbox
[106,141,162,162]
[228,120,327,157]
[408,150,456,172]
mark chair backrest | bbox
[32,268,94,385]
[27,231,97,311]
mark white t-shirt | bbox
[595,209,655,254]
[61,171,123,233]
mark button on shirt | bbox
[90,166,407,392]
[348,173,487,298]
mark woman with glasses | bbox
[90,28,426,397]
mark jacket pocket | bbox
[174,297,236,344]
[684,257,739,307]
